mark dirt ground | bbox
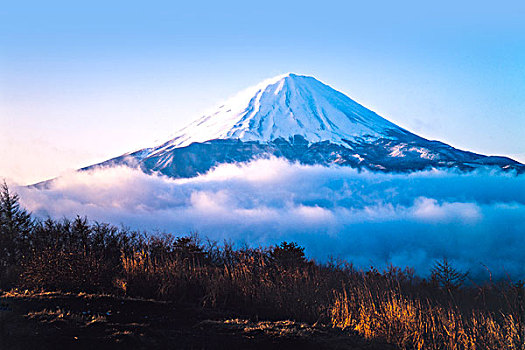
[0,291,397,349]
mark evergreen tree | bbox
[0,181,33,286]
[430,257,467,290]
[270,241,307,268]
[0,182,33,262]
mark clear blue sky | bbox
[2,0,525,184]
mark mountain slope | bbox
[48,73,524,183]
[159,73,410,151]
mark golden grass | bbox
[330,284,524,349]
[118,242,525,349]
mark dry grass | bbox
[117,238,525,349]
[26,308,107,326]
[120,243,330,321]
[330,282,524,349]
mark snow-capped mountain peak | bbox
[56,72,522,185]
[156,73,407,154]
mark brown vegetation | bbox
[1,182,524,349]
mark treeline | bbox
[0,182,524,349]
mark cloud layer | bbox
[17,158,525,279]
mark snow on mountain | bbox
[34,72,522,187]
[151,73,410,156]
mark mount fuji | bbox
[77,73,524,179]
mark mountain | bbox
[66,73,525,181]
[160,73,407,149]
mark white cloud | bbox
[411,197,482,223]
[16,158,525,278]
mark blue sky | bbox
[2,0,525,184]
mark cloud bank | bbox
[17,158,525,278]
